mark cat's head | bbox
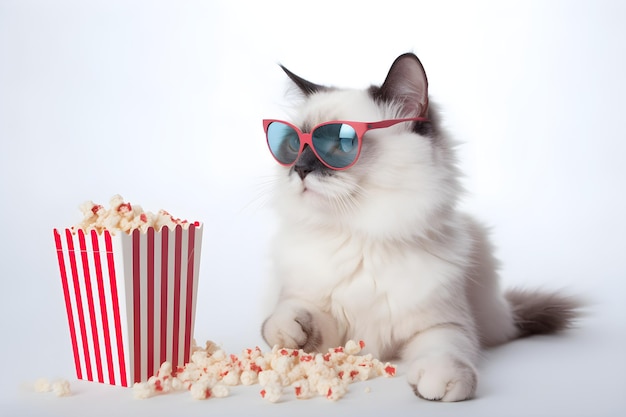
[268,53,461,240]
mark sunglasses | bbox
[263,117,429,170]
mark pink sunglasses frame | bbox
[263,117,429,170]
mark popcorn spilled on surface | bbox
[34,378,71,397]
[73,194,199,234]
[133,340,396,402]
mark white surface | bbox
[1,0,625,416]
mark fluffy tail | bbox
[505,288,584,338]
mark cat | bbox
[260,52,581,401]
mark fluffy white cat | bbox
[261,53,580,401]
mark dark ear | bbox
[374,53,429,118]
[280,64,327,96]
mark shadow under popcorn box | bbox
[53,224,203,387]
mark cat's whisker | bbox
[326,194,346,218]
[339,193,357,216]
[326,188,361,219]
[350,182,370,201]
[317,175,367,218]
[241,175,280,214]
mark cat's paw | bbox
[262,309,322,351]
[407,354,477,402]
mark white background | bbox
[1,0,625,416]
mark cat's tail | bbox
[504,288,585,338]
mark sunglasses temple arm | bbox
[367,117,429,130]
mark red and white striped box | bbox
[53,224,203,387]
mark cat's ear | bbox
[376,53,429,118]
[280,64,327,96]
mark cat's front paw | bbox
[407,355,477,402]
[262,309,322,351]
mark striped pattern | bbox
[53,225,203,387]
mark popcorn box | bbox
[53,225,203,387]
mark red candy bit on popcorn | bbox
[384,364,397,377]
[190,382,212,400]
[293,380,314,399]
[117,202,132,213]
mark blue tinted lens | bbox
[267,122,300,165]
[311,123,358,168]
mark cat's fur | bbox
[261,53,580,401]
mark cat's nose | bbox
[294,165,313,180]
[293,145,323,180]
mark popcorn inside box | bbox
[53,196,203,387]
